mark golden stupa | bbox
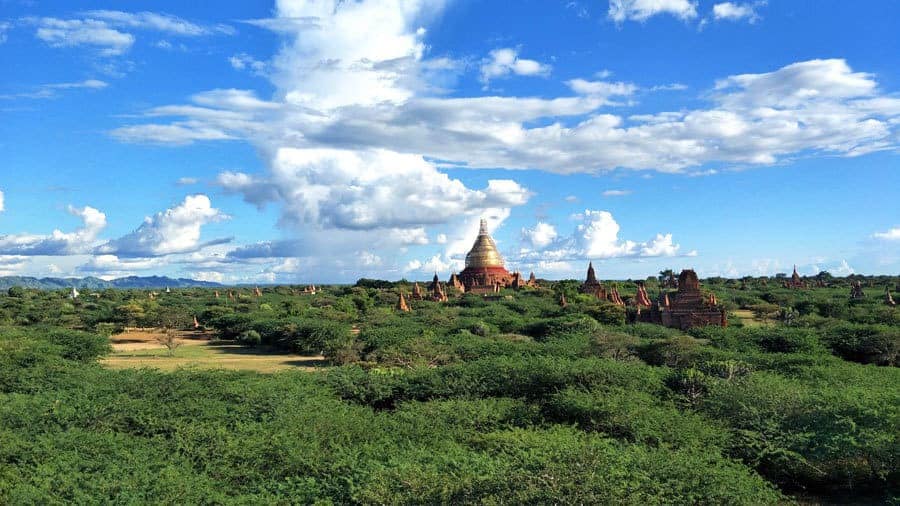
[465,219,505,268]
[458,218,513,293]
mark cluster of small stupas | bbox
[629,269,727,329]
[397,218,538,309]
[579,262,624,305]
[577,263,726,329]
[783,265,806,288]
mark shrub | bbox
[821,323,899,366]
[520,315,600,341]
[42,328,111,362]
[638,335,705,368]
[237,329,262,346]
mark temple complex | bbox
[457,219,517,294]
[786,265,805,288]
[428,274,448,302]
[579,262,608,299]
[629,269,727,330]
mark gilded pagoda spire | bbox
[465,218,505,269]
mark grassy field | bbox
[733,309,774,327]
[103,329,327,373]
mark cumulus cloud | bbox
[608,0,698,23]
[113,58,900,175]
[873,227,900,240]
[218,148,530,231]
[480,48,551,84]
[712,2,763,22]
[522,222,558,249]
[518,210,689,262]
[99,194,230,257]
[102,1,900,279]
[0,205,107,255]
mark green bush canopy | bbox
[1,277,898,503]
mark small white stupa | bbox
[70,287,79,299]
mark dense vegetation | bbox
[1,274,898,504]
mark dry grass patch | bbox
[103,329,327,373]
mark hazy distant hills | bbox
[0,276,223,290]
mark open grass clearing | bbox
[103,328,327,373]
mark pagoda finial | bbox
[479,218,488,235]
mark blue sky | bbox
[0,0,898,283]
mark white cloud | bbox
[0,205,107,255]
[77,254,165,278]
[575,210,638,258]
[0,79,108,100]
[113,58,900,175]
[99,2,900,279]
[268,0,447,111]
[0,21,10,44]
[99,194,230,257]
[191,270,224,283]
[517,210,689,262]
[608,0,698,23]
[31,17,134,55]
[639,233,681,256]
[873,227,900,240]
[480,48,551,84]
[218,148,530,232]
[176,177,198,186]
[0,190,4,213]
[436,234,447,244]
[46,79,108,90]
[602,189,632,197]
[0,256,29,276]
[404,253,456,276]
[832,259,855,276]
[28,11,232,57]
[229,53,267,74]
[712,2,762,22]
[81,10,234,36]
[567,78,636,98]
[522,222,559,249]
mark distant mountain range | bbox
[0,276,223,290]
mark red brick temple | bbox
[629,269,727,330]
